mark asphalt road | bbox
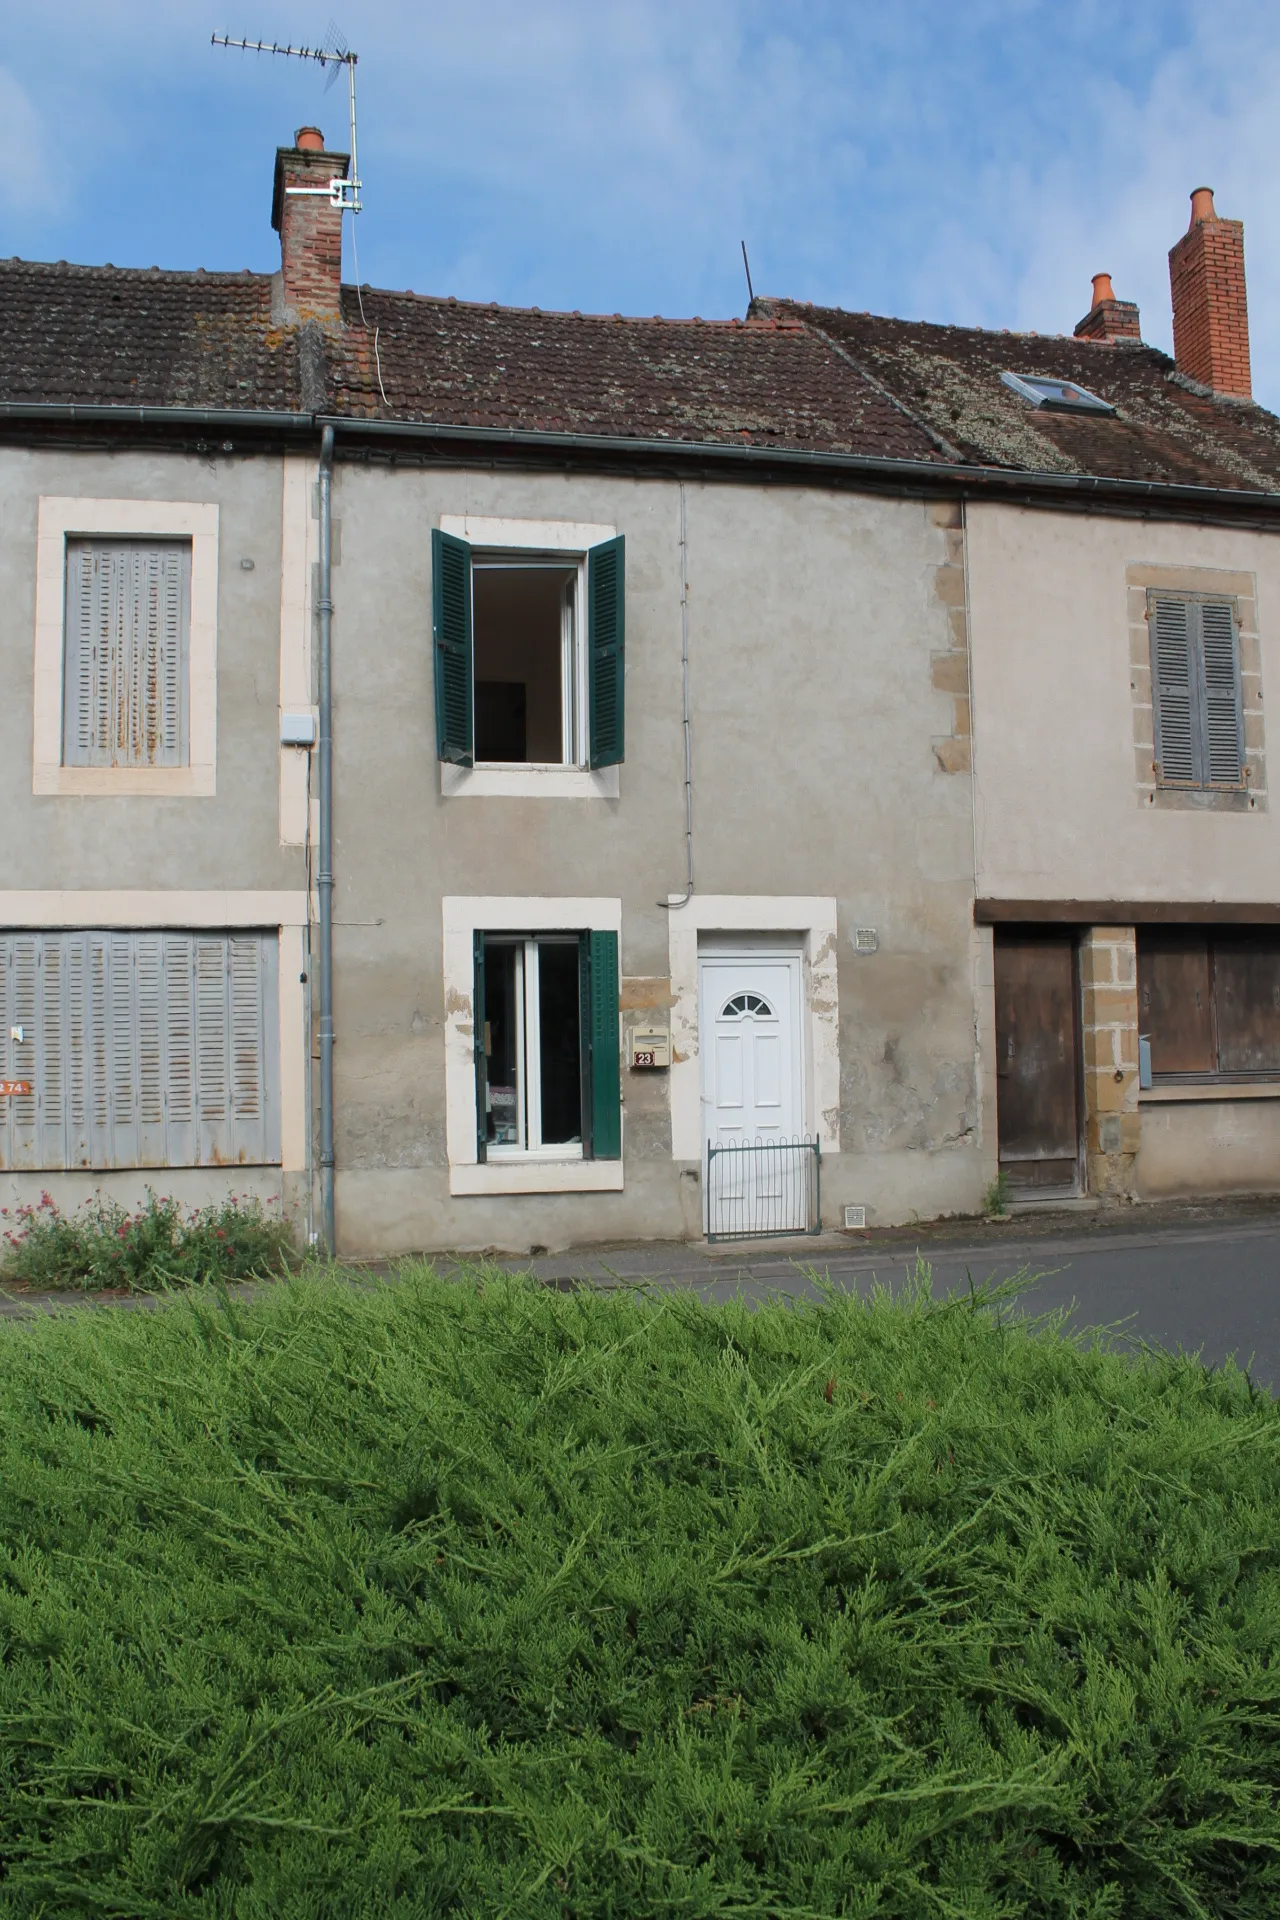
[525,1215,1280,1391]
[5,1204,1279,1392]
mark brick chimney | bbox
[271,127,348,326]
[1168,187,1251,398]
[1074,272,1141,343]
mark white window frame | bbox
[667,895,841,1162]
[438,517,620,800]
[443,895,623,1194]
[483,935,585,1161]
[33,498,219,796]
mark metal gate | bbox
[705,1135,821,1242]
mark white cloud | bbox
[0,66,63,220]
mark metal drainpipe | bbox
[317,423,336,1254]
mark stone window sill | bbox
[1140,1082,1280,1104]
[449,1159,624,1196]
[440,764,620,800]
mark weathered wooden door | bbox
[994,933,1081,1192]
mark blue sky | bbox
[5,1,1280,406]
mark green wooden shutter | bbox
[1199,600,1244,786]
[432,529,473,766]
[1150,594,1196,784]
[587,536,625,769]
[473,931,488,1162]
[585,929,621,1159]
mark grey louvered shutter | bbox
[1150,595,1196,785]
[195,937,230,1164]
[9,936,39,1168]
[164,936,197,1167]
[136,935,167,1165]
[66,934,91,1168]
[108,934,139,1167]
[63,541,190,767]
[587,537,625,769]
[1199,600,1244,786]
[229,936,276,1164]
[40,936,66,1170]
[88,935,111,1165]
[432,529,473,765]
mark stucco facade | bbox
[967,502,1280,1200]
[326,466,989,1252]
[0,442,997,1252]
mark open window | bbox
[433,530,624,770]
[472,928,619,1162]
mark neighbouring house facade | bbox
[2,133,1279,1253]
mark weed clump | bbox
[0,1188,294,1291]
[0,1264,1277,1915]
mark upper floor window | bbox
[1150,592,1244,790]
[432,525,624,771]
[63,540,191,768]
[33,497,218,798]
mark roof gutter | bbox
[318,414,1280,522]
[2,401,1279,523]
[0,403,315,433]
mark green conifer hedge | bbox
[1,1266,1277,1916]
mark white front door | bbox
[699,953,804,1232]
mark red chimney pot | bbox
[1188,186,1217,229]
[295,126,325,152]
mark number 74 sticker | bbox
[0,1081,31,1097]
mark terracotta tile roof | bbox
[4,255,1280,493]
[0,259,940,462]
[0,260,303,411]
[758,299,1280,492]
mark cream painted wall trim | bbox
[279,457,317,845]
[0,891,308,927]
[439,516,617,550]
[0,891,309,1173]
[442,895,623,1193]
[440,764,620,800]
[33,497,219,796]
[668,896,840,1161]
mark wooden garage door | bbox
[994,932,1081,1192]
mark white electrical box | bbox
[280,709,318,748]
[630,1027,670,1070]
[843,1204,867,1230]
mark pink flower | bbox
[215,1229,227,1239]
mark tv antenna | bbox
[212,24,362,213]
[212,22,390,406]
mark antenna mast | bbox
[212,30,362,211]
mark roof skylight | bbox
[1001,371,1115,415]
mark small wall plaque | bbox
[630,1028,670,1069]
[843,1203,867,1230]
[853,928,878,955]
